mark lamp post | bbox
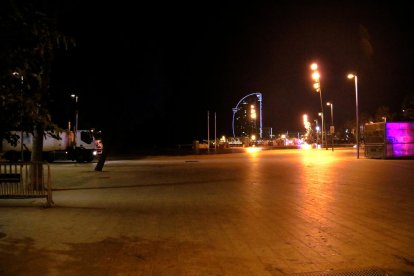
[314,119,319,146]
[13,72,24,162]
[71,94,79,148]
[71,94,79,134]
[318,112,324,149]
[347,74,359,159]
[214,111,217,152]
[232,108,238,138]
[310,63,325,149]
[326,102,334,151]
[207,110,210,153]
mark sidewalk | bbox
[1,149,413,275]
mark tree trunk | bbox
[30,125,44,190]
[31,126,44,162]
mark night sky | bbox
[33,1,414,149]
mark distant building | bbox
[232,93,262,139]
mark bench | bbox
[0,173,21,183]
[0,162,53,207]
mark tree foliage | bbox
[0,1,74,157]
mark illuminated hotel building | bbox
[232,93,262,139]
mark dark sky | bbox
[46,1,414,148]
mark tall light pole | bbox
[326,102,334,151]
[71,94,79,134]
[314,119,319,145]
[71,94,79,148]
[257,93,263,139]
[232,107,238,138]
[214,111,217,152]
[318,112,324,149]
[347,74,359,159]
[13,72,24,162]
[207,110,210,153]
[310,63,325,149]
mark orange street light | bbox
[326,102,334,151]
[347,73,359,159]
[310,63,325,148]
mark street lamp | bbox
[71,94,79,134]
[12,72,24,162]
[314,119,319,146]
[318,112,324,144]
[318,112,324,149]
[310,63,325,149]
[326,102,334,151]
[71,94,79,148]
[347,73,359,159]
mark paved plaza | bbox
[1,148,414,275]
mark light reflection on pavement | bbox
[1,148,413,275]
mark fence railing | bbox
[0,162,53,207]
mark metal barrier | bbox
[0,162,53,207]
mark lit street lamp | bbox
[232,107,238,138]
[71,94,79,148]
[12,71,24,162]
[71,94,79,134]
[347,73,359,159]
[318,112,324,148]
[326,102,334,151]
[310,63,325,149]
[314,119,319,145]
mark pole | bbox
[214,112,217,151]
[320,113,324,149]
[71,94,79,146]
[355,76,359,159]
[310,64,325,149]
[329,103,334,151]
[207,111,210,153]
[258,93,263,139]
[318,90,325,148]
[20,75,24,162]
[232,108,237,138]
[314,119,319,146]
[75,95,79,134]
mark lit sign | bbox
[385,122,414,158]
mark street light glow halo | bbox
[347,73,355,79]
